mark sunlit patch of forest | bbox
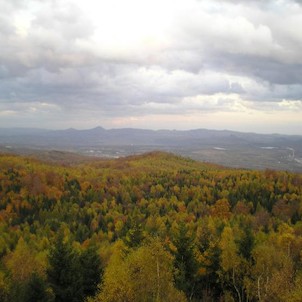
[0,151,302,302]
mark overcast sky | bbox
[0,0,302,134]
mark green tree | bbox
[124,222,144,248]
[79,245,103,298]
[47,231,82,302]
[23,272,53,302]
[173,223,199,300]
[238,224,254,261]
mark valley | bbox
[1,126,302,171]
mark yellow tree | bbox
[0,271,9,302]
[284,270,302,302]
[93,240,134,302]
[210,198,231,220]
[219,226,245,302]
[94,238,186,302]
[251,240,294,302]
[5,237,46,283]
[127,238,186,302]
[4,237,48,301]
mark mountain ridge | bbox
[0,126,301,172]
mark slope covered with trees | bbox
[0,151,302,301]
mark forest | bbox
[0,151,302,302]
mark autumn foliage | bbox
[0,151,302,301]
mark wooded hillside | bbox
[0,151,302,301]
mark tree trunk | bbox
[156,256,160,302]
[257,275,262,302]
[232,268,241,302]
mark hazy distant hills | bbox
[0,127,302,171]
[0,126,301,147]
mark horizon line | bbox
[0,125,301,137]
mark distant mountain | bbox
[0,126,302,171]
[0,126,301,148]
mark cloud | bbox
[0,0,301,133]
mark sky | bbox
[0,0,302,134]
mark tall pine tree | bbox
[79,245,103,298]
[23,273,53,302]
[173,223,199,300]
[47,231,82,302]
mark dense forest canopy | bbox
[0,151,302,301]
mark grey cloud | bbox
[247,83,302,103]
[0,0,95,78]
[0,16,15,36]
[229,82,245,94]
[205,52,302,85]
[169,1,302,77]
[0,62,239,115]
[0,0,302,131]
